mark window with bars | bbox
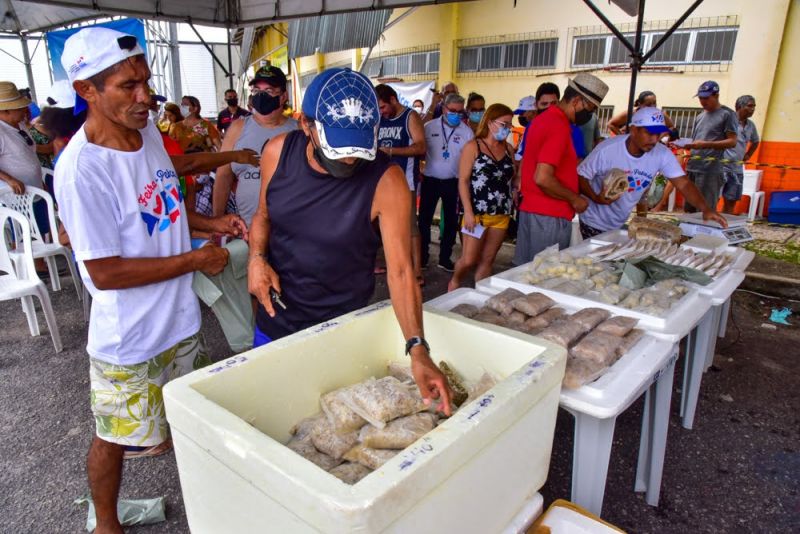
[457,38,558,72]
[663,107,703,138]
[597,105,615,135]
[364,49,440,78]
[572,26,738,67]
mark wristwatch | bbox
[405,336,430,356]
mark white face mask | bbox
[413,106,424,115]
[149,110,159,122]
[180,105,191,117]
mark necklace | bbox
[440,117,457,160]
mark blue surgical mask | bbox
[445,112,462,127]
[494,126,511,141]
[469,110,484,124]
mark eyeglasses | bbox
[17,129,33,146]
[251,86,283,97]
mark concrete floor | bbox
[1,237,798,533]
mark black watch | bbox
[405,336,430,356]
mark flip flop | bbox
[123,439,173,460]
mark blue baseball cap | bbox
[694,80,720,98]
[630,107,670,134]
[301,67,379,160]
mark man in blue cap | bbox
[578,107,727,238]
[679,80,737,212]
[247,67,452,415]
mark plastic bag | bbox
[473,308,506,326]
[602,168,629,201]
[287,432,342,471]
[342,376,426,429]
[320,386,368,434]
[449,303,480,318]
[598,284,630,305]
[75,496,166,532]
[551,279,594,296]
[539,320,587,348]
[465,371,498,404]
[343,444,399,470]
[486,288,526,316]
[562,356,608,389]
[524,307,566,331]
[570,308,612,331]
[387,362,414,384]
[619,290,642,309]
[328,462,372,485]
[511,292,555,317]
[570,331,622,366]
[359,413,436,449]
[309,415,360,459]
[595,315,638,337]
[506,310,528,324]
[439,361,468,407]
[616,329,645,357]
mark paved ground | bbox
[1,235,798,533]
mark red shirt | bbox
[519,105,578,220]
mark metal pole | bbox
[20,35,37,102]
[168,22,182,101]
[358,45,375,73]
[227,27,234,90]
[188,21,232,78]
[581,0,634,53]
[626,0,647,123]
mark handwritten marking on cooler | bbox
[465,394,496,421]
[398,437,435,471]
[207,355,248,374]
[651,351,678,385]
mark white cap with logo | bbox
[60,27,144,113]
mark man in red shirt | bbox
[514,73,608,265]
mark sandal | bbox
[123,439,173,460]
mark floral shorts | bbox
[89,334,211,446]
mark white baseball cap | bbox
[514,95,536,114]
[46,80,76,109]
[61,27,144,114]
[630,107,670,134]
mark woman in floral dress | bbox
[448,103,517,291]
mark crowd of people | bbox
[0,25,763,533]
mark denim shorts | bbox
[721,171,743,201]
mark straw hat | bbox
[567,73,609,108]
[0,81,31,111]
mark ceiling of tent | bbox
[0,0,472,33]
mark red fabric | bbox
[519,106,578,220]
[160,132,194,187]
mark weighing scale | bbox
[677,212,753,244]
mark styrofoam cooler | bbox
[163,301,566,534]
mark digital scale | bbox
[677,212,753,244]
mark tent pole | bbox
[227,27,234,90]
[643,0,705,63]
[20,35,37,102]
[169,22,183,101]
[188,21,232,78]
[626,0,647,123]
[580,0,634,53]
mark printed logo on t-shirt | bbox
[240,169,261,180]
[138,169,183,236]
[379,126,404,141]
[626,168,654,193]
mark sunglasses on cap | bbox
[117,35,138,51]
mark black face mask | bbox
[575,109,594,126]
[225,97,238,107]
[518,115,529,128]
[251,92,281,116]
[310,136,367,179]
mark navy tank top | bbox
[255,129,392,339]
[378,107,419,190]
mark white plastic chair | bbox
[0,185,82,297]
[742,168,765,221]
[0,207,63,352]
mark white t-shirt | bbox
[423,118,474,179]
[55,121,200,365]
[0,120,44,191]
[578,135,684,232]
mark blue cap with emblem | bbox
[694,80,720,98]
[301,67,379,161]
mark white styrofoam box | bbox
[566,231,754,305]
[539,504,624,533]
[743,169,763,193]
[426,289,678,419]
[477,265,707,342]
[163,301,566,534]
[503,493,544,534]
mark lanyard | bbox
[440,117,457,159]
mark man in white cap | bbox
[514,73,609,265]
[577,107,727,239]
[247,67,452,415]
[54,27,251,534]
